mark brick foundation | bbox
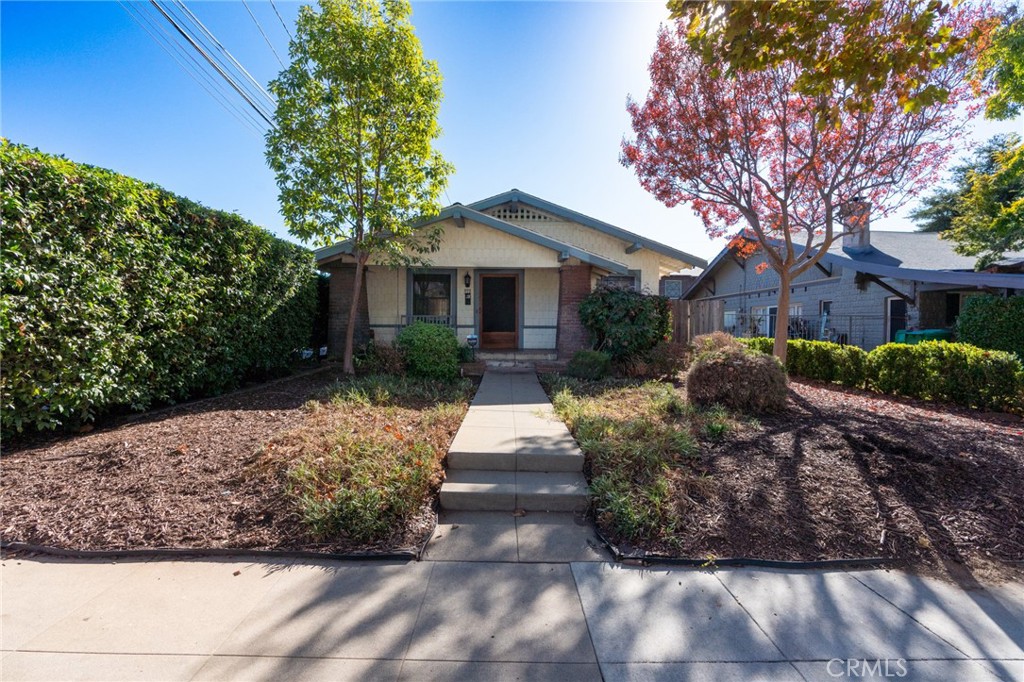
[324,262,370,357]
[556,263,593,359]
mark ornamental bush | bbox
[578,285,672,360]
[1,141,318,436]
[956,295,1024,359]
[866,341,1022,410]
[686,346,788,413]
[395,322,459,380]
[567,350,612,380]
[739,337,867,388]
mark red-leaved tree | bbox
[623,5,989,362]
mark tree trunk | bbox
[773,270,792,365]
[342,253,368,375]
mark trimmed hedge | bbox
[578,285,671,360]
[867,341,1021,410]
[956,294,1024,359]
[740,335,1022,411]
[1,140,318,435]
[739,337,867,388]
[395,322,459,380]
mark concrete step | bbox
[440,470,589,512]
[447,449,584,473]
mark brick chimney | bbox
[840,197,871,254]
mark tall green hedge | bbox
[1,140,318,435]
[956,294,1024,359]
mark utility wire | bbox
[148,0,275,128]
[163,1,276,126]
[169,0,275,113]
[269,0,292,41]
[241,0,285,69]
[119,1,266,138]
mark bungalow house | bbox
[314,189,707,358]
[684,214,1024,350]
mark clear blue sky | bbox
[3,1,1021,262]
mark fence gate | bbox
[670,299,724,344]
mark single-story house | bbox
[315,189,707,357]
[684,216,1024,350]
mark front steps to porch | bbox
[472,350,559,370]
[440,370,589,512]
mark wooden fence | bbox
[670,299,724,345]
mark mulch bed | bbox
[0,367,440,555]
[620,378,1024,582]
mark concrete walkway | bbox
[440,370,588,512]
[2,556,1021,681]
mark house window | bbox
[820,300,832,317]
[412,273,453,322]
[723,310,737,334]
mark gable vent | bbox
[487,206,554,222]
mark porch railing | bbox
[401,314,453,327]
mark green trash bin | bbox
[894,329,908,344]
[917,329,954,342]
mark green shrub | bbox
[956,295,1024,359]
[740,337,867,388]
[567,350,612,380]
[396,322,459,380]
[686,346,788,413]
[1,140,317,436]
[577,285,671,360]
[867,341,1022,410]
[635,341,690,380]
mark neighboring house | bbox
[684,217,1024,351]
[314,189,707,358]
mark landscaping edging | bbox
[0,540,419,563]
[593,526,897,570]
[2,503,442,563]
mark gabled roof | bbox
[468,189,708,269]
[314,203,631,274]
[684,232,1024,298]
[315,190,708,271]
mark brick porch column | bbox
[556,262,593,359]
[324,262,370,357]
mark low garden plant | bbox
[269,374,474,544]
[566,350,613,380]
[544,376,735,546]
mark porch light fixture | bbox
[464,273,472,288]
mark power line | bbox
[169,1,275,114]
[269,0,292,41]
[241,0,285,69]
[119,1,267,138]
[148,0,275,128]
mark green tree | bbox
[266,0,453,374]
[976,6,1024,120]
[911,135,1019,233]
[943,136,1024,268]
[666,0,987,120]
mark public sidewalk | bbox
[2,555,1021,681]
